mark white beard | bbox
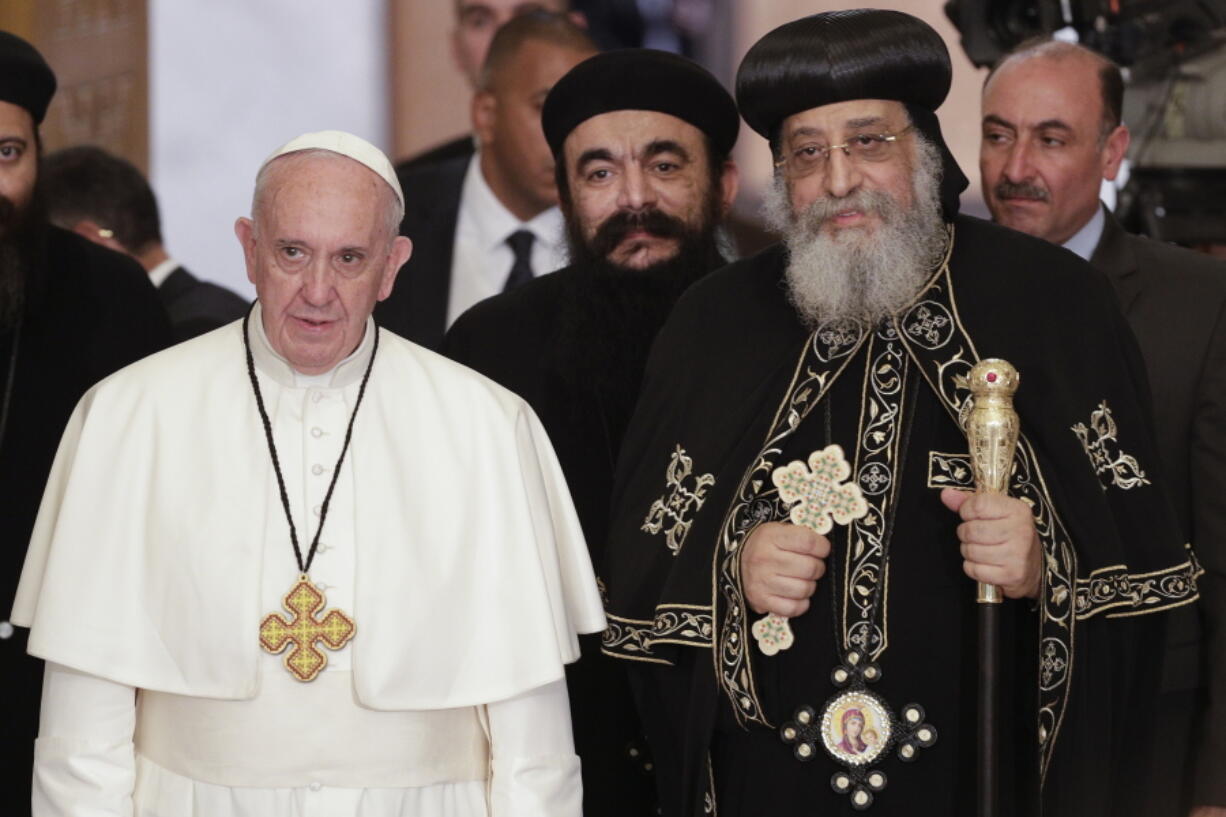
[763,137,948,329]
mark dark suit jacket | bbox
[1090,210,1226,807]
[375,155,469,350]
[159,265,248,343]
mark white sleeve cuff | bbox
[33,662,136,816]
[487,678,582,817]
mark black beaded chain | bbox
[242,307,378,575]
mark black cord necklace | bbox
[243,306,373,681]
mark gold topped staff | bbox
[965,359,1020,817]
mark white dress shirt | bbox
[1061,205,1106,262]
[147,258,180,289]
[447,156,566,326]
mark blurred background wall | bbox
[149,0,388,297]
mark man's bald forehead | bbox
[990,39,1113,80]
[985,38,1124,135]
[252,150,401,237]
[263,148,384,183]
[257,150,385,206]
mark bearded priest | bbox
[601,10,1198,817]
[13,130,605,816]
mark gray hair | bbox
[763,133,948,328]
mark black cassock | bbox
[1,226,172,816]
[444,268,659,817]
[603,216,1199,816]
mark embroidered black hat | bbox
[543,48,739,158]
[735,9,968,219]
[0,31,57,125]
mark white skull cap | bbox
[261,130,404,208]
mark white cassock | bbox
[12,305,606,816]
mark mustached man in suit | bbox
[377,12,596,350]
[43,145,248,343]
[981,38,1226,817]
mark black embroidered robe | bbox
[602,216,1198,817]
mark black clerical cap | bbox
[0,31,56,125]
[736,10,968,220]
[542,49,739,158]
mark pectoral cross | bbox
[753,444,869,656]
[259,576,356,681]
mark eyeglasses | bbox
[774,125,915,180]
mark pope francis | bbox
[12,130,606,816]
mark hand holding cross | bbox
[743,444,868,655]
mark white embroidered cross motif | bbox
[751,445,869,656]
[642,445,715,555]
[1071,401,1150,491]
[904,304,951,346]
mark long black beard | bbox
[0,185,49,332]
[556,200,726,449]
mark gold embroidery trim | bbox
[603,606,715,663]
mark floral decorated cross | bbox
[773,444,869,534]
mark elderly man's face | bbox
[563,110,735,270]
[452,0,569,87]
[980,54,1129,245]
[474,37,593,221]
[235,153,412,375]
[779,99,916,237]
[0,100,38,239]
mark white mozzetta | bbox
[13,307,605,709]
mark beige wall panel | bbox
[390,2,472,162]
[732,1,988,214]
[2,0,148,172]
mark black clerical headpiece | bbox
[543,49,739,159]
[735,9,968,219]
[0,31,57,125]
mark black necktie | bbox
[504,230,535,292]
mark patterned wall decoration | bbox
[0,0,147,172]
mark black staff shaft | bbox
[966,359,1019,817]
[977,600,1000,817]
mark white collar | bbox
[1061,205,1106,262]
[459,152,563,252]
[246,301,375,389]
[148,257,180,289]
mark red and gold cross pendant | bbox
[259,575,356,681]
